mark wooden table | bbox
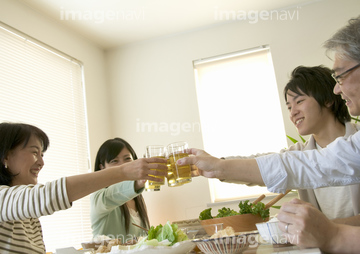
[190,243,322,254]
[243,244,322,254]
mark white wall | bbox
[0,0,112,162]
[105,0,360,225]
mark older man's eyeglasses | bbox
[332,63,360,84]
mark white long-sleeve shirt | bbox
[0,178,72,253]
[256,130,360,193]
[226,122,360,219]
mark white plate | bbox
[109,240,196,254]
[55,247,93,254]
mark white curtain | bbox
[193,46,287,202]
[0,22,92,252]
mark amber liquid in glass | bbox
[168,152,192,185]
[147,156,166,188]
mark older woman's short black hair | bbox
[0,122,49,185]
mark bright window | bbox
[0,22,91,251]
[193,45,287,202]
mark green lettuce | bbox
[147,221,188,246]
[199,200,269,221]
[156,221,175,243]
[174,226,188,243]
[216,207,239,218]
[199,208,213,220]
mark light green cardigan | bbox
[90,180,147,239]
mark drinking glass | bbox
[166,141,192,186]
[145,145,166,191]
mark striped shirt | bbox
[0,178,72,254]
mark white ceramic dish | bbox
[108,240,195,254]
[256,220,288,244]
[55,247,93,254]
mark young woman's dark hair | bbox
[0,122,49,185]
[94,138,150,233]
[284,65,351,125]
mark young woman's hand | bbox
[121,157,168,182]
[134,179,146,191]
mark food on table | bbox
[199,200,270,221]
[95,239,122,253]
[147,221,188,245]
[96,245,109,253]
[121,239,137,246]
[92,221,189,253]
[107,239,122,251]
[210,226,235,238]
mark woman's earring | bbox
[4,162,7,169]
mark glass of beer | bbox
[166,158,185,187]
[144,181,161,191]
[167,141,192,186]
[145,145,166,191]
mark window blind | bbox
[0,21,92,252]
[193,46,287,202]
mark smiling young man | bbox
[285,67,348,149]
